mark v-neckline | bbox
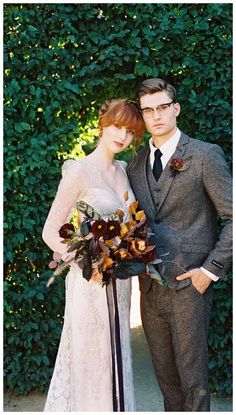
[84,158,128,206]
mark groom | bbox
[127,78,232,411]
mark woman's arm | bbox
[42,160,82,258]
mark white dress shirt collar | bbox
[149,128,181,169]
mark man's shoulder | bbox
[182,132,222,153]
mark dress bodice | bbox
[42,158,135,256]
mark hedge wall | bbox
[4,3,232,395]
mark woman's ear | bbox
[99,128,103,138]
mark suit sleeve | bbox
[201,144,232,277]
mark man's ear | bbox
[174,102,181,117]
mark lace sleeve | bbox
[42,160,82,255]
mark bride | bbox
[42,98,145,411]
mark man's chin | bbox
[150,126,167,135]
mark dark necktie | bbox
[153,148,163,181]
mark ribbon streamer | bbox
[106,279,125,411]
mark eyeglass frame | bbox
[140,100,176,117]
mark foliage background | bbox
[4,3,232,396]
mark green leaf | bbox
[14,122,31,132]
[63,81,81,94]
[77,201,101,220]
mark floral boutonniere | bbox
[169,156,192,177]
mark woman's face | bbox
[100,124,134,153]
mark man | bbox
[127,78,232,411]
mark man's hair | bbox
[137,78,177,101]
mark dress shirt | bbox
[149,128,219,283]
[149,128,181,170]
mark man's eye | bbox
[159,105,169,111]
[144,108,153,114]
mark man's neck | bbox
[152,127,177,148]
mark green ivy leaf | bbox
[14,122,31,133]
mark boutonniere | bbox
[169,156,192,177]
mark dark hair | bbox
[98,98,145,142]
[137,78,177,101]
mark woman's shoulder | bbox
[115,159,127,171]
[61,158,87,176]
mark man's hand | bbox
[176,268,212,294]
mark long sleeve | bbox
[42,160,82,255]
[202,144,232,277]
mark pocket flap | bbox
[180,243,211,253]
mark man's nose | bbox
[153,109,161,119]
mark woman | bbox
[42,98,145,411]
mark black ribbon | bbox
[106,279,125,411]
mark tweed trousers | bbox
[140,280,213,412]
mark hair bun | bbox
[99,100,111,117]
[125,99,139,108]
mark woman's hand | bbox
[91,265,103,283]
[61,251,76,263]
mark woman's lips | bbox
[113,141,124,148]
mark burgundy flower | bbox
[59,223,75,239]
[169,156,192,176]
[91,220,107,237]
[106,220,121,238]
[170,158,184,170]
[141,249,156,264]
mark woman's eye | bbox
[128,130,134,135]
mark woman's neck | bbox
[87,142,115,170]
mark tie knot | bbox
[154,148,162,160]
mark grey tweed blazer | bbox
[127,132,232,292]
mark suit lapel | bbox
[155,132,190,212]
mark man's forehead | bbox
[140,91,170,106]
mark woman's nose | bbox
[119,128,127,140]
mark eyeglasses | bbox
[140,101,176,117]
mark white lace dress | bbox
[42,158,136,412]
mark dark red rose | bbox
[106,220,121,238]
[59,223,75,239]
[141,249,156,264]
[170,158,184,170]
[91,220,107,237]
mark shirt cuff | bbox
[200,267,219,282]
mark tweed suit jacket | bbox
[127,132,232,293]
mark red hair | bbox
[99,99,145,141]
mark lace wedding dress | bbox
[42,158,136,412]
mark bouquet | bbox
[47,193,161,287]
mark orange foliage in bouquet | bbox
[47,194,157,287]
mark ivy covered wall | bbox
[4,3,232,395]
